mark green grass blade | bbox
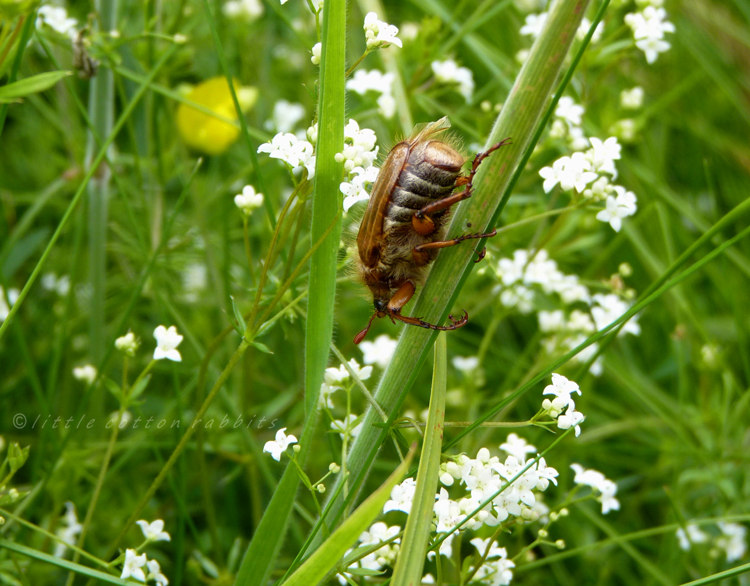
[282,446,415,586]
[391,334,447,585]
[234,0,347,583]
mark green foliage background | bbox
[1,0,750,584]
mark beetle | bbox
[353,117,510,344]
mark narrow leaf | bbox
[391,334,447,585]
[0,71,72,103]
[283,446,416,586]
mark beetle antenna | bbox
[354,313,378,344]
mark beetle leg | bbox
[391,309,469,332]
[387,281,416,314]
[474,246,487,263]
[414,229,497,253]
[415,138,511,219]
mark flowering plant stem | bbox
[319,0,593,538]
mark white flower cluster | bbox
[542,374,585,436]
[36,5,78,39]
[257,132,316,178]
[41,273,71,296]
[570,464,620,514]
[363,12,402,50]
[336,120,381,212]
[346,69,397,119]
[676,522,747,563]
[120,520,171,585]
[54,502,82,558]
[541,100,638,232]
[340,434,555,584]
[72,364,97,385]
[494,249,640,375]
[431,59,475,102]
[223,0,264,21]
[625,4,675,64]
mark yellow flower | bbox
[176,76,258,156]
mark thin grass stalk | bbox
[0,10,35,137]
[320,0,591,534]
[85,0,118,398]
[233,0,347,582]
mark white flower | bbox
[596,187,636,232]
[319,382,339,408]
[153,325,183,362]
[341,165,379,211]
[115,332,139,356]
[363,12,402,49]
[621,86,644,109]
[717,522,748,562]
[676,523,709,551]
[384,478,416,514]
[121,549,147,582]
[36,6,78,39]
[499,433,536,464]
[591,293,640,336]
[452,356,479,373]
[431,59,474,101]
[0,286,19,322]
[625,7,675,64]
[263,427,298,461]
[540,153,598,193]
[555,96,584,127]
[346,70,397,118]
[586,137,621,178]
[359,334,397,369]
[311,42,322,65]
[519,12,548,38]
[557,406,585,437]
[54,502,82,558]
[265,100,306,133]
[542,374,583,434]
[223,0,264,20]
[146,559,169,586]
[234,185,264,216]
[258,133,316,178]
[136,519,171,542]
[72,365,97,385]
[570,464,619,514]
[331,414,363,440]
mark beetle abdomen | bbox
[384,140,463,226]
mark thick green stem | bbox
[321,0,591,536]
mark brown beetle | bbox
[354,117,509,344]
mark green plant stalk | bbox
[233,0,346,582]
[86,0,118,381]
[321,0,591,535]
[391,334,447,585]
